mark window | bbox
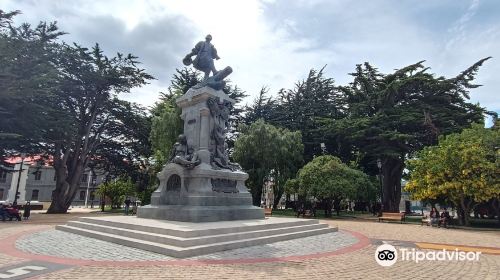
[0,170,6,183]
[79,191,86,201]
[34,171,42,181]
[31,189,39,201]
[90,191,95,201]
[0,188,4,200]
[81,173,88,183]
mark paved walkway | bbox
[0,212,498,279]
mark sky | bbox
[2,0,499,117]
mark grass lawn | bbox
[102,207,125,213]
[271,209,374,219]
[271,209,499,229]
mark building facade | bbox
[0,157,103,209]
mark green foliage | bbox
[0,10,65,155]
[405,124,499,226]
[149,67,247,169]
[150,93,184,166]
[233,120,303,207]
[321,60,491,211]
[244,68,341,162]
[0,12,154,213]
[296,155,373,216]
[150,68,199,168]
[97,178,136,209]
[136,184,156,206]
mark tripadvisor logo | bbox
[375,244,398,267]
[375,244,481,267]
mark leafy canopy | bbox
[233,119,303,206]
[405,124,499,203]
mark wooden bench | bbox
[378,212,405,223]
[264,208,272,217]
[422,215,456,228]
[296,209,315,218]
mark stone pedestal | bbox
[137,86,264,222]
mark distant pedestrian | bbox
[132,201,138,215]
[124,197,131,215]
[23,201,31,220]
[0,204,7,222]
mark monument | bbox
[56,35,335,257]
[137,40,264,221]
[137,35,264,222]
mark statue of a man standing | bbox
[183,34,220,80]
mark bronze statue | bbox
[169,134,200,169]
[183,35,233,90]
[183,34,220,80]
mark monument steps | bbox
[56,225,334,258]
[56,217,337,258]
[76,216,319,237]
[62,220,330,247]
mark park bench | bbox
[296,209,315,218]
[264,208,272,217]
[421,215,455,228]
[378,212,405,223]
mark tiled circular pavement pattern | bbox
[32,246,500,280]
[15,229,358,261]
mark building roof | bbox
[3,155,53,166]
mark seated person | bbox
[6,205,21,221]
[429,207,440,226]
[439,208,451,228]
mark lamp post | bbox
[84,170,96,208]
[376,158,383,212]
[13,153,26,207]
[90,175,96,208]
[84,171,91,208]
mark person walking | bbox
[124,197,131,216]
[23,201,31,220]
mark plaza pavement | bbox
[0,211,498,280]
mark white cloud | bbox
[2,0,498,112]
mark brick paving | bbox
[15,229,358,261]
[0,212,498,279]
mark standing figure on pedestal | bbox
[183,34,220,80]
[169,134,200,169]
[206,97,241,171]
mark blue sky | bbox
[2,0,499,118]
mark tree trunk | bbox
[381,157,404,212]
[491,198,500,225]
[251,183,263,207]
[47,179,80,213]
[459,197,474,227]
[327,199,333,217]
[272,184,285,210]
[333,198,341,216]
[47,156,85,214]
[47,181,71,213]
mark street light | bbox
[84,169,96,208]
[13,153,26,207]
[90,174,96,208]
[376,158,383,212]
